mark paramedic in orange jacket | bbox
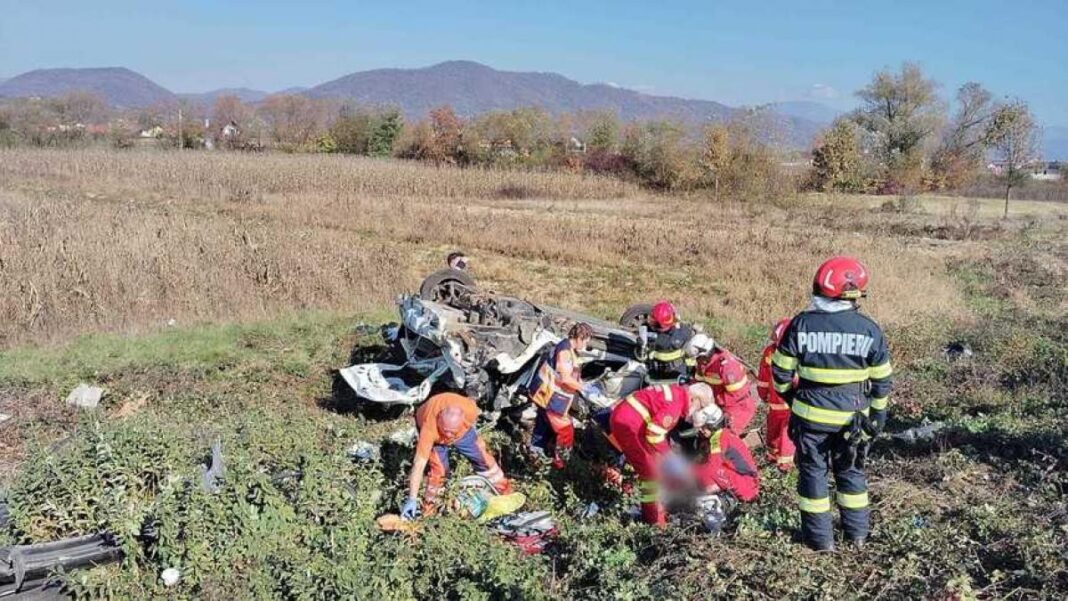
[758,318,795,471]
[401,393,512,519]
[609,382,716,525]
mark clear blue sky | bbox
[2,0,1065,124]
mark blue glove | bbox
[400,497,420,521]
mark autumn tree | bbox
[986,100,1040,217]
[854,62,944,191]
[585,111,620,152]
[931,82,997,189]
[700,124,730,201]
[52,91,109,125]
[212,95,253,129]
[810,119,863,192]
[427,106,464,164]
[258,94,328,148]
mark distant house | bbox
[1031,161,1062,181]
[139,125,164,139]
[221,121,240,138]
[568,136,586,154]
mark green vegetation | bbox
[1,235,1064,598]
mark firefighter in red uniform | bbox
[692,421,761,502]
[644,301,697,384]
[695,347,758,434]
[401,393,513,520]
[528,323,594,469]
[609,382,716,525]
[758,318,795,471]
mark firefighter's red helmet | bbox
[649,301,677,331]
[813,256,869,300]
[770,318,792,344]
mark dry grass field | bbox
[0,148,1065,599]
[6,147,1052,351]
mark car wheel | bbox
[619,303,653,331]
[419,268,476,303]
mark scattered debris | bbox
[161,567,181,587]
[579,502,600,519]
[388,427,418,447]
[199,440,224,493]
[346,440,380,463]
[166,318,177,328]
[490,511,558,555]
[0,533,123,596]
[0,413,11,425]
[65,384,105,410]
[353,323,378,337]
[890,421,948,444]
[942,342,974,361]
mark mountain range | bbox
[1,61,1064,157]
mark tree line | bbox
[808,62,1042,207]
[0,62,1049,205]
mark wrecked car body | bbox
[340,270,649,415]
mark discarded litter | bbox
[388,427,418,446]
[199,440,225,493]
[347,440,380,463]
[161,567,181,587]
[65,383,105,410]
[942,342,974,361]
[891,421,947,444]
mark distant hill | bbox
[307,60,734,122]
[305,60,823,147]
[180,87,268,105]
[768,101,842,125]
[0,67,175,107]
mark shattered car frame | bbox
[340,269,649,415]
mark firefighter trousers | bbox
[792,422,869,549]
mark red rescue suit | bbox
[696,349,757,434]
[692,428,761,502]
[758,342,795,470]
[609,383,690,525]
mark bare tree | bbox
[932,82,996,188]
[986,100,1040,218]
[853,62,944,191]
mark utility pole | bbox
[178,107,183,150]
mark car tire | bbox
[619,303,653,331]
[419,268,476,303]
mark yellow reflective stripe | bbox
[797,365,870,384]
[639,480,658,502]
[771,350,797,370]
[645,432,666,445]
[774,381,793,393]
[870,396,888,411]
[624,396,652,422]
[650,349,685,361]
[776,455,794,465]
[697,375,722,385]
[661,385,673,402]
[708,429,723,455]
[836,491,869,509]
[724,376,749,392]
[791,401,866,426]
[646,423,669,436]
[798,496,831,513]
[767,402,789,410]
[868,362,893,380]
[764,355,773,365]
[685,358,696,367]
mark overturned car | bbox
[340,269,656,417]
